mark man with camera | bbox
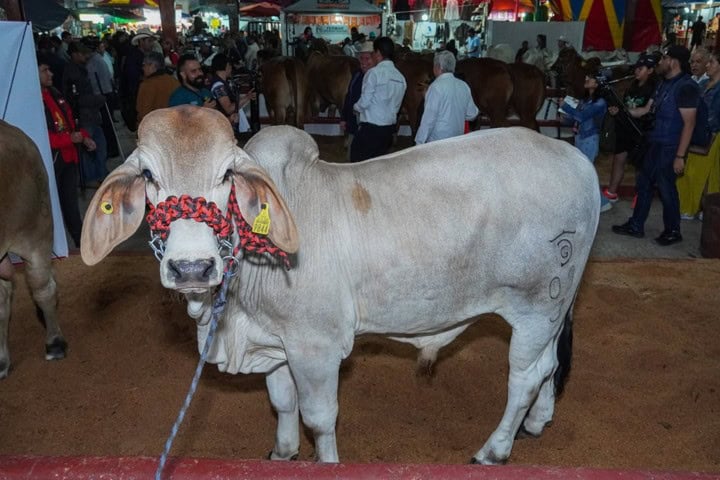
[612,46,701,246]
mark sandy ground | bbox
[1,256,719,473]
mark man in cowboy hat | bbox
[341,41,376,160]
[120,28,159,131]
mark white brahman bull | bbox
[0,120,67,379]
[81,106,600,464]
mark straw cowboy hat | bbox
[131,28,158,46]
[357,41,374,54]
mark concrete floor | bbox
[73,119,707,260]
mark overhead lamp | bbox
[421,13,429,21]
[335,14,343,22]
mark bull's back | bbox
[0,120,52,252]
[354,128,597,330]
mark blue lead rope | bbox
[155,272,232,480]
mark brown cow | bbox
[0,120,67,379]
[305,51,360,117]
[456,57,514,128]
[506,62,546,131]
[395,55,434,137]
[259,56,308,128]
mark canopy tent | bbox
[21,0,73,32]
[284,0,383,14]
[548,0,662,50]
[240,2,283,17]
[76,6,147,22]
[94,0,159,7]
[284,0,382,27]
[487,0,534,13]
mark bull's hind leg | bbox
[0,256,14,378]
[23,253,66,360]
[267,364,300,460]
[521,301,574,437]
[471,317,560,465]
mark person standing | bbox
[613,45,701,246]
[559,72,611,212]
[136,51,180,124]
[464,29,480,58]
[691,16,707,51]
[415,51,478,145]
[690,47,710,88]
[350,37,407,162]
[62,41,108,187]
[38,57,96,247]
[84,36,119,159]
[168,54,216,108]
[515,40,529,63]
[341,41,375,160]
[603,53,658,203]
[208,53,256,131]
[677,49,720,220]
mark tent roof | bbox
[284,0,382,14]
[23,0,73,31]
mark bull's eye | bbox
[142,169,154,182]
[223,169,233,182]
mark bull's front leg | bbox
[24,254,66,361]
[266,364,300,460]
[288,349,342,462]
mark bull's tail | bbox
[553,295,575,396]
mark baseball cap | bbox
[634,53,657,69]
[67,41,91,55]
[664,45,691,70]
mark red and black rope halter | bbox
[145,184,291,270]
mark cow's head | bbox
[81,106,299,293]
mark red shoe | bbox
[602,188,619,203]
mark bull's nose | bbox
[168,259,217,284]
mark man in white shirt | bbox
[415,51,479,145]
[351,37,407,162]
[465,29,480,58]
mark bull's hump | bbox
[140,106,234,145]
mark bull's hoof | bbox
[516,425,541,439]
[0,361,9,380]
[267,450,299,461]
[45,338,67,361]
[470,453,507,465]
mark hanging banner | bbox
[0,21,69,259]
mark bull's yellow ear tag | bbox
[100,201,113,215]
[251,203,271,235]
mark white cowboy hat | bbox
[131,28,158,46]
[357,41,374,54]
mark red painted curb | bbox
[0,456,717,480]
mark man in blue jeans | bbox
[612,45,700,246]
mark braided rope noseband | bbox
[145,184,291,270]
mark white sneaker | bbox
[600,202,613,213]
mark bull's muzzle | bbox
[167,258,218,286]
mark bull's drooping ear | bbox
[232,149,299,254]
[81,155,146,265]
